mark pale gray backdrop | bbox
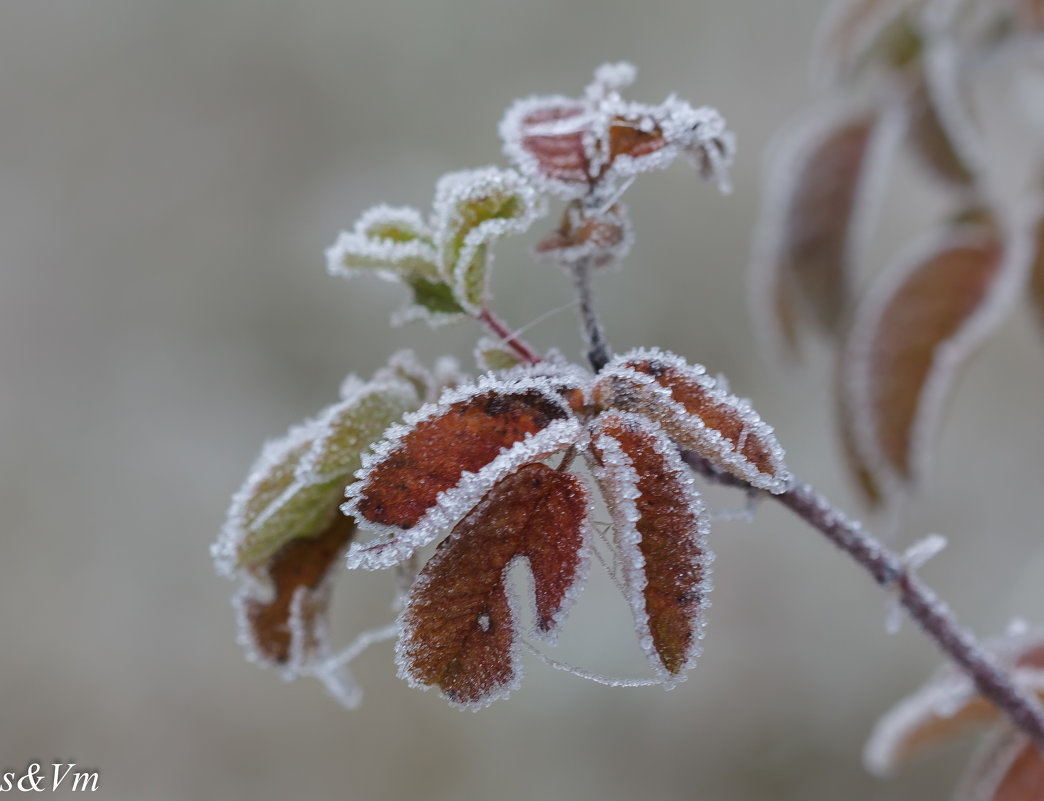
[2,2,1043,800]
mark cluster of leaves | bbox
[215,65,759,708]
[344,351,788,707]
[751,0,1044,505]
[865,624,1044,800]
[211,352,462,704]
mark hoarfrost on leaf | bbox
[343,374,585,569]
[586,410,713,685]
[395,462,591,708]
[499,63,736,205]
[593,348,791,493]
[431,167,546,314]
[326,204,439,280]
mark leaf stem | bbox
[682,450,1044,749]
[566,255,1044,748]
[571,257,612,372]
[477,306,543,366]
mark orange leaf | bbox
[593,348,790,493]
[751,107,898,355]
[954,731,1044,801]
[236,514,356,671]
[840,222,1027,491]
[397,462,591,707]
[588,411,712,682]
[345,377,583,569]
[865,627,1044,775]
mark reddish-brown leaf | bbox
[607,116,667,162]
[350,384,572,531]
[238,513,355,668]
[752,108,892,356]
[954,732,1044,801]
[593,348,789,493]
[904,74,975,187]
[786,114,873,333]
[534,200,633,268]
[987,740,1044,801]
[1030,213,1044,337]
[513,101,591,186]
[397,462,590,707]
[865,627,1044,775]
[834,334,886,506]
[588,411,711,680]
[840,224,1021,488]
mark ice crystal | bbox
[500,62,735,205]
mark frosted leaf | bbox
[587,410,713,685]
[234,478,345,572]
[864,624,1044,775]
[376,348,431,401]
[474,337,522,372]
[215,364,427,573]
[839,217,1031,494]
[431,167,546,314]
[490,357,595,414]
[750,103,901,357]
[326,203,467,327]
[534,201,634,269]
[393,275,468,326]
[952,729,1044,801]
[903,68,976,187]
[232,514,356,678]
[811,0,924,87]
[1029,207,1044,338]
[593,348,791,493]
[344,374,585,569]
[379,350,467,404]
[213,422,315,576]
[396,463,591,708]
[295,375,419,485]
[326,204,439,280]
[500,63,735,203]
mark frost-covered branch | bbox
[570,257,611,372]
[680,452,1044,750]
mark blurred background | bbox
[2,1,1043,799]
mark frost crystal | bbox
[343,374,585,569]
[500,63,736,204]
[326,204,438,281]
[594,348,791,493]
[431,166,546,313]
[587,410,713,685]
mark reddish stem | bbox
[477,306,543,366]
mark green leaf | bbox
[327,204,439,279]
[218,365,427,573]
[475,338,522,371]
[236,479,344,570]
[299,378,421,483]
[400,274,468,322]
[432,168,544,313]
